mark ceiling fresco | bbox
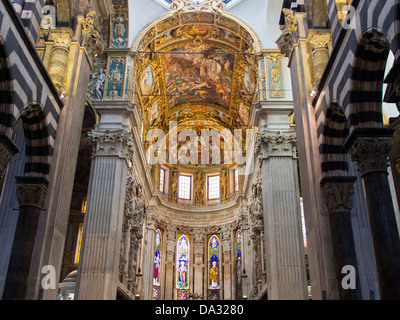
[133,7,259,168]
[162,44,234,109]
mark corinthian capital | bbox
[255,131,297,158]
[345,128,395,177]
[88,129,134,159]
[321,177,357,213]
[15,177,48,208]
[309,33,331,51]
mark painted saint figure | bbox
[209,260,219,289]
[177,260,188,289]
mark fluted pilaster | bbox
[74,129,132,300]
[257,130,308,300]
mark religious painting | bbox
[162,44,234,109]
[243,65,255,94]
[208,234,221,290]
[176,234,190,291]
[149,100,159,125]
[140,65,154,95]
[238,101,249,126]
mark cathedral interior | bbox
[1,0,400,301]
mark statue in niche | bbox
[170,170,178,202]
[220,169,228,201]
[194,171,204,206]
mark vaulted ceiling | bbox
[134,9,259,136]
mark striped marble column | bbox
[257,130,308,300]
[74,129,133,300]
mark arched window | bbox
[208,234,221,299]
[176,234,190,300]
[152,229,162,300]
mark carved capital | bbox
[15,177,47,208]
[321,177,357,213]
[88,129,134,159]
[309,33,331,51]
[345,128,395,177]
[193,227,205,243]
[50,30,72,49]
[256,131,297,158]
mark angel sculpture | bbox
[88,69,106,100]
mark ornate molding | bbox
[170,0,226,14]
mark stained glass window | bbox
[208,234,221,290]
[178,175,191,200]
[176,234,190,298]
[152,229,162,300]
[159,168,165,193]
[208,175,220,200]
[235,230,241,259]
[235,229,242,299]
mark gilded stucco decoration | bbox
[132,0,262,204]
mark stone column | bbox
[193,228,205,299]
[48,30,72,92]
[221,224,232,300]
[0,134,19,196]
[309,33,331,86]
[321,176,362,299]
[74,128,133,300]
[345,128,400,299]
[164,224,176,300]
[141,210,156,300]
[257,130,308,300]
[2,177,47,300]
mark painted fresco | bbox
[140,65,154,95]
[238,101,249,125]
[162,44,234,109]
